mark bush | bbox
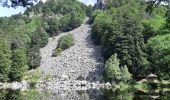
[52,48,62,57]
[23,68,41,87]
[57,34,74,50]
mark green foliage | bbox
[86,5,93,17]
[114,16,146,76]
[142,6,167,43]
[105,0,140,9]
[27,26,48,69]
[142,23,156,43]
[92,11,112,45]
[25,0,86,37]
[5,90,23,100]
[58,15,70,32]
[142,14,165,32]
[105,54,132,83]
[0,90,7,100]
[147,34,170,79]
[27,47,41,69]
[120,65,132,83]
[134,83,149,91]
[23,68,41,87]
[31,26,49,47]
[0,0,86,81]
[52,48,62,57]
[0,39,11,82]
[104,54,121,82]
[46,18,60,37]
[92,9,146,77]
[57,34,74,50]
[0,0,35,7]
[52,34,74,57]
[161,9,170,35]
[92,0,168,80]
[69,12,83,29]
[9,49,27,81]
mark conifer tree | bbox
[0,39,11,82]
[105,54,121,82]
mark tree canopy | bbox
[0,0,36,7]
[92,0,169,80]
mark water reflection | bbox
[102,89,134,100]
[0,88,170,100]
[0,90,23,100]
[0,89,50,100]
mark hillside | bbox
[0,0,170,88]
[0,0,86,82]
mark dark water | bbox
[0,88,170,100]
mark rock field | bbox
[38,18,105,92]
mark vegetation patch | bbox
[52,34,75,57]
[23,68,41,87]
[91,0,170,82]
[58,34,75,50]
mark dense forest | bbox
[91,0,170,82]
[0,0,86,82]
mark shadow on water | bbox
[101,88,170,100]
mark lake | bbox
[0,88,170,100]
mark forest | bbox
[0,0,86,82]
[91,0,170,82]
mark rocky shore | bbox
[0,80,28,91]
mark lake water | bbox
[0,88,170,100]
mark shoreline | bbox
[0,80,28,91]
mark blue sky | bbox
[0,0,96,17]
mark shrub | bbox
[52,34,74,57]
[57,34,74,50]
[23,68,41,87]
[52,48,62,57]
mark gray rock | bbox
[37,17,105,92]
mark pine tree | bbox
[31,27,49,48]
[115,15,146,76]
[120,65,132,83]
[28,46,41,69]
[9,49,27,81]
[105,54,121,82]
[0,39,11,82]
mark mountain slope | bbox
[39,18,104,89]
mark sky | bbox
[0,0,96,17]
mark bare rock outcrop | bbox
[94,0,106,9]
